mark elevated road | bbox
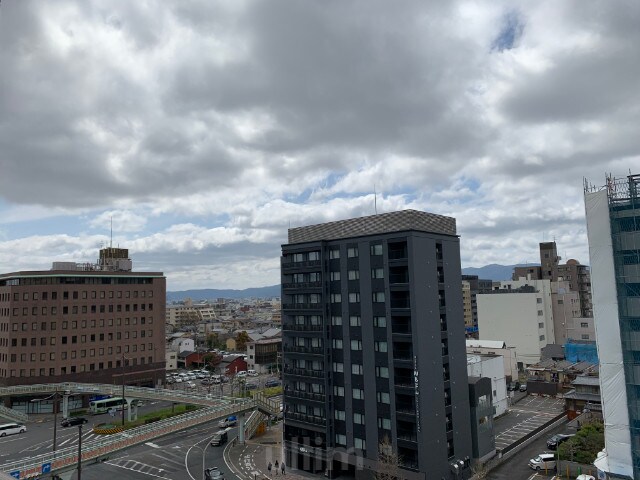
[0,383,280,479]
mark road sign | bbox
[42,462,52,473]
[9,472,19,479]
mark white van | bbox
[236,371,247,377]
[0,423,27,437]
[528,453,556,471]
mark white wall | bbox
[478,292,548,367]
[466,343,518,381]
[170,337,195,353]
[165,351,177,371]
[585,189,633,478]
[467,354,508,417]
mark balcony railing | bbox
[391,300,410,309]
[281,259,322,269]
[286,412,327,426]
[282,324,323,332]
[283,346,324,355]
[397,432,417,442]
[285,390,326,403]
[283,366,325,378]
[282,281,323,289]
[282,303,323,310]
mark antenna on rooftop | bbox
[374,184,378,215]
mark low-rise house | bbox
[220,354,247,376]
[247,337,282,374]
[526,359,597,396]
[564,374,602,420]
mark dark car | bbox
[245,382,258,390]
[210,430,228,446]
[547,433,574,450]
[264,380,281,388]
[61,417,88,428]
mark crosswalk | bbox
[104,458,174,479]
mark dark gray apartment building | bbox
[281,210,472,480]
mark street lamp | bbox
[30,391,62,453]
[77,423,83,480]
[121,355,129,426]
[190,433,218,480]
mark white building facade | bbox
[467,354,508,418]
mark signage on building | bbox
[414,355,421,433]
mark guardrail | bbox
[0,397,256,479]
[0,382,239,407]
[0,405,29,423]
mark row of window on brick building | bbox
[0,289,154,302]
[0,316,154,333]
[0,302,154,317]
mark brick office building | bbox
[0,248,166,390]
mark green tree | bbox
[375,435,401,480]
[207,332,220,350]
[202,352,223,371]
[558,422,604,464]
[235,330,251,351]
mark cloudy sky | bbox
[0,1,638,291]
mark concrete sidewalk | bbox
[224,424,309,480]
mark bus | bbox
[88,397,128,414]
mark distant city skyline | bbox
[1,1,637,290]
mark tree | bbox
[558,422,604,464]
[207,332,222,350]
[203,352,223,371]
[235,330,251,351]
[375,435,402,480]
[470,462,489,480]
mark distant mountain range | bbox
[167,264,539,301]
[461,263,539,281]
[167,285,281,302]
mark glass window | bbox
[335,434,346,445]
[330,271,341,281]
[308,251,320,261]
[374,341,388,353]
[330,293,342,303]
[352,388,364,399]
[372,292,385,303]
[329,249,340,259]
[371,268,384,279]
[373,316,387,328]
[334,410,346,421]
[331,316,342,326]
[378,417,391,430]
[353,413,365,424]
[348,270,360,280]
[377,392,390,404]
[350,316,361,327]
[332,362,344,373]
[347,247,358,258]
[332,339,343,349]
[375,366,389,378]
[349,293,360,303]
[333,386,344,396]
[370,244,383,256]
[351,340,362,351]
[351,364,363,375]
[354,438,366,450]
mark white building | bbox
[466,339,518,382]
[170,337,195,353]
[165,350,177,371]
[467,354,508,417]
[477,278,554,369]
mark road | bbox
[488,421,569,480]
[1,412,238,480]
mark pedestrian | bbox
[268,462,272,476]
[275,460,279,475]
[281,462,285,476]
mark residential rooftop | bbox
[287,209,456,244]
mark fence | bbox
[555,460,598,478]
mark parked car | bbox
[210,430,228,446]
[575,475,595,480]
[205,467,224,480]
[236,371,248,378]
[174,377,183,383]
[528,453,556,471]
[61,417,88,428]
[519,383,527,392]
[264,379,281,388]
[166,377,176,384]
[218,416,238,428]
[186,381,197,388]
[547,433,574,450]
[245,383,258,390]
[247,370,258,377]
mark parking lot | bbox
[164,369,281,397]
[494,395,565,451]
